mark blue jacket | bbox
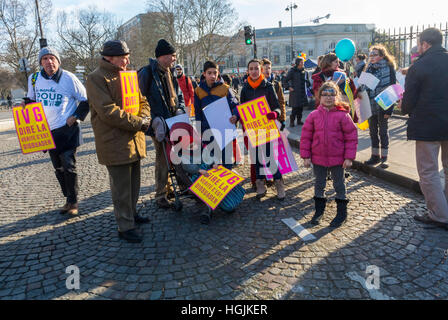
[138,58,185,122]
[194,79,239,133]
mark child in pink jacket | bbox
[300,81,358,227]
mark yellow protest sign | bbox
[189,166,244,210]
[358,120,369,130]
[13,102,56,154]
[120,71,140,115]
[237,96,280,147]
[344,78,356,119]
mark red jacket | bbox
[177,74,194,106]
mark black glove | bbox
[140,117,151,132]
[280,121,286,131]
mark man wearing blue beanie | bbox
[26,46,90,216]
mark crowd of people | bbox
[23,27,448,243]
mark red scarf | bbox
[248,74,265,89]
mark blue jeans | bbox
[313,164,346,200]
[368,113,389,156]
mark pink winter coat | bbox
[300,105,358,167]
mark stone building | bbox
[184,23,375,75]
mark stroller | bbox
[157,120,200,213]
[160,120,244,224]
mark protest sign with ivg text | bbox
[120,71,140,115]
[13,102,56,154]
[237,96,280,148]
[189,166,244,210]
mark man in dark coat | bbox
[285,57,310,126]
[138,39,185,209]
[401,28,448,229]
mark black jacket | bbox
[401,45,448,141]
[240,79,281,116]
[138,58,185,121]
[285,66,310,108]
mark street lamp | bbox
[35,0,47,48]
[285,3,298,62]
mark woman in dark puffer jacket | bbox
[362,44,397,168]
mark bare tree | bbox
[117,12,172,70]
[56,6,120,73]
[188,0,238,60]
[0,0,52,89]
[146,0,241,75]
[0,67,18,98]
[146,0,193,65]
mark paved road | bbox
[0,110,14,132]
[1,122,448,300]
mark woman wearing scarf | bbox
[363,45,397,168]
[312,52,357,108]
[240,59,284,200]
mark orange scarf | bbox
[248,74,265,89]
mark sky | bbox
[49,0,448,32]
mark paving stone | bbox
[0,121,447,300]
[347,289,363,299]
[164,289,177,299]
[192,284,208,293]
[382,277,400,285]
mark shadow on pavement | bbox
[279,199,448,300]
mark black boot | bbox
[364,155,381,165]
[55,169,68,198]
[134,215,150,224]
[118,228,143,243]
[289,115,295,127]
[380,156,389,168]
[330,199,349,228]
[64,170,79,205]
[310,197,326,225]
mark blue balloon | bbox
[335,39,356,62]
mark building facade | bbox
[254,24,374,70]
[184,23,375,75]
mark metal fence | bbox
[372,22,448,68]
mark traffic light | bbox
[244,26,253,45]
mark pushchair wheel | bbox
[200,212,211,225]
[173,200,183,212]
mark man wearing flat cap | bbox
[26,46,89,216]
[138,39,185,209]
[86,40,151,243]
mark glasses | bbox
[369,53,379,57]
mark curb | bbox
[287,136,422,195]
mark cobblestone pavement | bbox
[1,122,448,300]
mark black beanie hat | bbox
[155,39,176,58]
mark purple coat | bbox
[300,105,358,167]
